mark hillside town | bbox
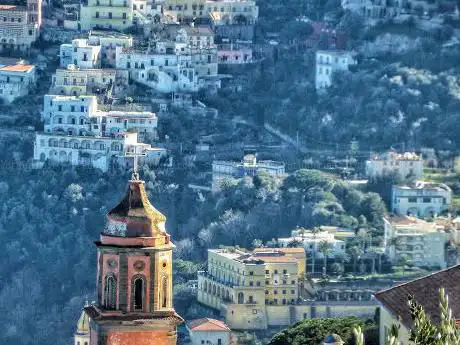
[0,0,460,344]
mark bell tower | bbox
[84,172,183,345]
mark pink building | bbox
[218,46,253,64]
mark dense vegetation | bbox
[268,316,377,345]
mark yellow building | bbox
[197,247,306,329]
[374,265,460,345]
[163,0,258,24]
[80,0,134,32]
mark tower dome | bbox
[74,303,90,345]
[324,334,344,345]
[100,177,171,247]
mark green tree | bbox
[318,240,332,277]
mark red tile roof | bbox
[374,265,460,328]
[188,318,230,332]
[0,64,34,73]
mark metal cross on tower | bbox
[124,148,146,181]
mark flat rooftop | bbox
[0,64,34,73]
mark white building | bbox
[212,153,285,192]
[34,95,164,171]
[187,318,231,345]
[60,39,102,69]
[116,45,198,92]
[0,60,36,103]
[366,151,424,180]
[88,30,134,67]
[392,181,452,218]
[383,215,448,268]
[315,50,356,90]
[50,65,128,97]
[278,228,347,259]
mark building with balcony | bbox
[391,181,452,218]
[315,50,356,90]
[80,0,134,31]
[197,247,306,330]
[383,215,448,268]
[0,60,36,103]
[60,39,102,69]
[0,0,42,51]
[366,151,424,180]
[50,64,128,97]
[34,95,164,171]
[212,153,285,192]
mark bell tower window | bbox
[161,276,169,308]
[104,275,117,309]
[132,276,145,311]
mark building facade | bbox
[383,215,448,269]
[366,151,423,180]
[187,318,231,345]
[341,0,404,26]
[50,65,128,97]
[60,39,102,69]
[88,30,134,67]
[277,229,347,259]
[80,0,134,31]
[212,153,285,192]
[315,50,356,90]
[391,181,452,217]
[218,45,252,64]
[83,175,184,344]
[0,0,41,51]
[0,61,36,103]
[34,95,164,171]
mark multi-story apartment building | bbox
[212,153,285,192]
[0,0,41,51]
[315,50,356,90]
[391,181,451,217]
[34,95,163,171]
[366,151,424,180]
[0,60,36,103]
[87,30,133,67]
[197,247,306,330]
[50,65,128,97]
[80,0,134,31]
[60,39,102,69]
[163,0,258,24]
[383,215,448,269]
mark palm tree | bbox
[318,240,332,277]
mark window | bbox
[256,281,261,286]
[274,270,278,274]
[283,280,287,284]
[71,105,75,112]
[291,280,295,284]
[274,290,278,295]
[283,269,287,274]
[133,276,145,311]
[201,341,204,345]
[108,12,112,19]
[408,197,417,203]
[95,11,99,18]
[249,271,254,275]
[104,275,117,309]
[81,106,84,112]
[265,279,269,284]
[122,12,127,19]
[265,270,269,274]
[282,299,286,305]
[249,281,253,286]
[218,339,222,345]
[265,290,269,294]
[58,105,62,111]
[423,197,431,203]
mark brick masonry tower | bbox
[84,173,183,345]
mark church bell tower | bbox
[84,173,183,345]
